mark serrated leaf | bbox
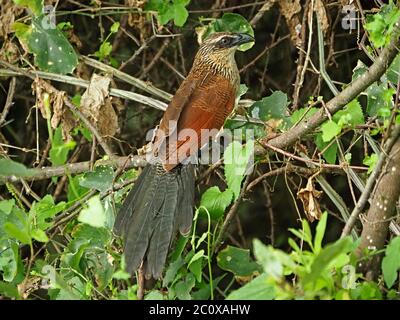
[79,165,114,192]
[382,237,400,288]
[321,120,341,142]
[217,245,261,277]
[78,196,106,228]
[27,15,78,74]
[30,195,66,231]
[224,140,254,200]
[334,100,364,128]
[199,187,233,220]
[363,153,378,174]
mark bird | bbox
[114,32,254,280]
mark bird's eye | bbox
[220,37,230,46]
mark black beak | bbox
[232,33,254,46]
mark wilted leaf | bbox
[297,177,323,222]
[80,74,119,137]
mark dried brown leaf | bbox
[32,78,77,140]
[81,74,119,137]
[278,0,302,45]
[315,0,329,35]
[297,177,323,222]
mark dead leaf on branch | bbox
[80,73,119,138]
[32,78,77,140]
[297,176,323,222]
[278,0,302,45]
[0,0,23,39]
[315,0,329,35]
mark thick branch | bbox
[267,20,400,150]
[356,133,400,279]
[0,155,146,184]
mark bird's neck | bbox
[192,50,239,87]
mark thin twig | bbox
[63,97,113,158]
[0,77,16,126]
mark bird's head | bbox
[194,32,254,77]
[200,32,254,53]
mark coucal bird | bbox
[115,32,254,279]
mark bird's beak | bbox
[232,33,254,46]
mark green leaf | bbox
[304,236,354,285]
[334,100,364,128]
[145,290,164,300]
[12,22,32,41]
[3,222,31,245]
[315,133,338,164]
[78,196,106,228]
[0,158,33,177]
[363,153,379,174]
[0,281,20,299]
[0,240,19,282]
[199,187,233,220]
[321,120,341,142]
[26,15,78,74]
[94,41,112,61]
[226,273,275,300]
[290,107,318,124]
[382,237,400,288]
[31,228,49,242]
[217,245,261,277]
[30,194,66,230]
[314,212,328,254]
[49,127,76,166]
[250,91,288,122]
[79,165,114,192]
[224,140,254,200]
[13,0,43,16]
[387,53,400,84]
[253,239,290,279]
[207,13,255,51]
[188,258,202,283]
[110,22,120,33]
[163,256,185,287]
[147,0,190,27]
[174,273,195,300]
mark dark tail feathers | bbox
[114,163,195,279]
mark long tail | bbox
[114,163,195,279]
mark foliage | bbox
[1,0,400,302]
